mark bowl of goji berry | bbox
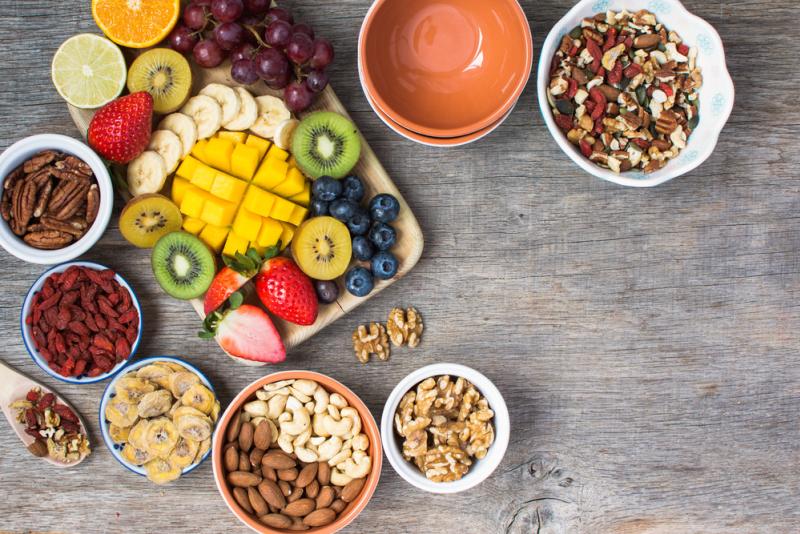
[21,261,143,384]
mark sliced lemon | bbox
[51,33,126,109]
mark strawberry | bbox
[203,249,264,315]
[255,256,318,326]
[88,92,153,164]
[204,304,286,365]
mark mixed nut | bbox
[10,387,90,463]
[548,9,703,173]
[26,265,139,378]
[395,375,494,483]
[1,150,100,249]
[222,378,373,529]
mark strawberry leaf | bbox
[228,291,244,310]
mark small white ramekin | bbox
[381,363,510,493]
[0,134,113,263]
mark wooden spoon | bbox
[0,359,90,468]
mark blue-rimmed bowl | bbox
[20,261,143,384]
[99,356,217,479]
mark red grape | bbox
[168,25,198,54]
[292,23,315,40]
[310,38,334,69]
[231,59,259,85]
[194,0,212,4]
[286,32,314,65]
[213,22,245,50]
[244,0,270,14]
[255,47,289,80]
[267,7,293,24]
[211,0,243,23]
[265,71,292,90]
[230,42,255,63]
[284,81,313,113]
[183,3,208,30]
[239,14,261,27]
[265,20,292,48]
[306,69,329,93]
[193,40,225,68]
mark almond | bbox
[278,467,299,481]
[258,479,287,509]
[249,447,265,469]
[226,410,242,442]
[305,479,320,499]
[259,513,292,529]
[232,487,254,514]
[227,470,262,488]
[278,480,292,497]
[295,463,318,488]
[330,499,346,513]
[315,486,335,509]
[262,450,296,470]
[287,485,304,503]
[238,451,250,471]
[340,478,365,503]
[253,420,271,450]
[224,446,238,473]
[262,465,277,481]
[317,461,331,485]
[633,33,660,49]
[248,486,270,516]
[303,508,336,527]
[283,498,315,517]
[238,421,253,452]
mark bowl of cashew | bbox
[212,371,381,533]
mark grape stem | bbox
[244,24,268,48]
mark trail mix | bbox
[547,9,703,173]
[10,387,90,463]
[26,265,139,378]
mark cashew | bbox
[295,446,319,463]
[309,436,326,447]
[285,395,303,412]
[352,433,369,452]
[278,411,291,424]
[313,413,330,437]
[322,414,352,437]
[255,390,269,401]
[330,468,352,486]
[293,427,312,447]
[251,416,267,427]
[329,393,347,408]
[278,433,294,454]
[341,407,361,438]
[244,400,268,417]
[341,438,352,451]
[328,448,351,468]
[292,379,319,397]
[317,436,343,462]
[352,450,366,463]
[267,395,288,419]
[341,454,371,479]
[304,401,315,413]
[264,379,295,392]
[289,388,311,403]
[262,387,291,400]
[327,405,341,420]
[280,408,310,435]
[313,388,329,414]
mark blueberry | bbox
[352,235,375,261]
[329,199,357,222]
[347,209,371,236]
[368,222,396,251]
[369,193,400,223]
[341,175,365,203]
[310,198,329,217]
[314,280,339,304]
[312,176,342,202]
[371,251,398,280]
[345,266,374,297]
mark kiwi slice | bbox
[127,48,192,114]
[119,194,183,248]
[292,111,362,180]
[291,216,352,280]
[151,232,216,300]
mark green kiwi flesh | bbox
[292,111,362,179]
[151,232,215,300]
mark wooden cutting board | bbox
[68,63,423,353]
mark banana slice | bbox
[144,417,180,458]
[210,400,221,423]
[148,130,183,174]
[162,362,188,373]
[250,95,291,139]
[181,384,215,414]
[223,87,258,131]
[194,437,211,464]
[200,83,241,126]
[105,397,139,428]
[181,95,223,139]
[127,150,167,196]
[273,118,300,150]
[173,405,209,426]
[128,419,151,450]
[169,437,200,469]
[121,443,152,466]
[169,371,201,398]
[158,113,198,158]
[176,414,213,442]
[109,424,131,444]
[138,389,173,419]
[115,376,156,404]
[145,458,182,485]
[136,364,175,390]
[167,399,182,419]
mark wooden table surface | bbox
[1,1,798,533]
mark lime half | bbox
[51,33,126,109]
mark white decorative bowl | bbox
[537,0,735,187]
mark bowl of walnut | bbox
[381,363,510,493]
[0,134,113,264]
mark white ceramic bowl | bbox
[99,356,217,479]
[0,134,113,263]
[21,261,143,384]
[537,0,735,187]
[381,363,510,493]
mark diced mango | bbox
[287,205,308,226]
[176,156,202,180]
[200,196,237,227]
[222,232,250,257]
[243,187,276,218]
[256,217,283,248]
[171,177,191,205]
[278,222,295,250]
[267,144,289,162]
[205,137,234,173]
[217,131,247,144]
[191,165,217,191]
[180,188,211,219]
[288,155,299,168]
[232,208,262,242]
[271,167,306,198]
[182,217,206,235]
[210,173,248,203]
[252,157,289,190]
[191,139,209,164]
[288,180,311,207]
[199,224,230,253]
[269,196,296,222]
[246,135,271,160]
[230,143,260,180]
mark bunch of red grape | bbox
[167,0,335,113]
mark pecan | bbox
[56,156,92,177]
[23,230,73,249]
[14,179,37,232]
[1,190,10,222]
[28,167,53,187]
[23,150,57,174]
[655,110,679,135]
[582,28,603,44]
[618,112,642,131]
[3,164,25,190]
[47,179,85,218]
[52,181,89,221]
[33,179,53,218]
[40,216,86,237]
[85,184,99,225]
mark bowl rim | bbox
[380,363,510,494]
[211,370,382,534]
[20,260,143,384]
[358,0,533,138]
[536,0,735,187]
[98,356,217,478]
[0,134,114,263]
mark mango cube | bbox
[267,144,289,162]
[199,224,230,253]
[222,232,250,257]
[269,197,296,222]
[231,143,260,180]
[246,135,271,160]
[210,173,247,203]
[182,217,206,235]
[256,217,283,248]
[271,167,306,198]
[205,137,234,173]
[176,156,202,180]
[180,188,211,219]
[278,222,295,250]
[288,180,311,207]
[253,157,289,190]
[200,196,237,227]
[191,165,217,191]
[191,139,209,164]
[287,205,308,226]
[232,208,262,242]
[171,177,191,205]
[217,131,247,144]
[243,187,276,218]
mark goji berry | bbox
[26,389,40,402]
[37,392,55,410]
[579,139,593,158]
[586,38,602,61]
[593,117,604,135]
[25,427,41,439]
[93,334,114,353]
[126,325,138,344]
[115,337,131,360]
[60,268,80,291]
[603,28,617,51]
[677,43,689,56]
[88,367,102,377]
[624,36,633,49]
[633,138,651,150]
[660,83,673,97]
[95,314,108,329]
[118,309,138,325]
[608,61,623,85]
[38,292,60,311]
[568,45,579,57]
[74,359,87,376]
[589,88,607,120]
[554,114,574,132]
[566,78,578,99]
[61,420,80,434]
[624,63,643,79]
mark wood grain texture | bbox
[1,1,799,533]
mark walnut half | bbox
[352,322,390,363]
[387,307,423,348]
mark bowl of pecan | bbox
[0,134,113,263]
[21,261,142,384]
[380,363,509,493]
[538,1,734,187]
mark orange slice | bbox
[92,0,180,49]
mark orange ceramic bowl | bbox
[359,0,532,138]
[212,371,382,534]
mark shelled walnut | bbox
[387,307,423,348]
[352,323,390,363]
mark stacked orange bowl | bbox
[358,0,533,147]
